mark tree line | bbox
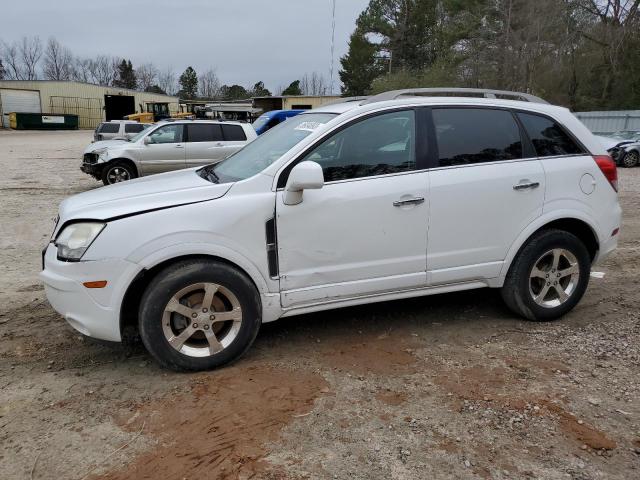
[339,0,640,110]
[0,36,332,100]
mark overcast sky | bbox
[2,0,370,93]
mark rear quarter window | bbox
[124,123,145,133]
[517,112,584,157]
[222,124,247,141]
[99,123,120,134]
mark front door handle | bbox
[393,197,425,207]
[513,181,540,191]
[175,144,184,148]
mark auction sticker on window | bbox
[295,121,323,132]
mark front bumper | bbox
[81,154,105,178]
[39,244,140,342]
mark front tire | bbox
[621,150,639,168]
[138,260,262,371]
[102,161,137,185]
[501,229,591,321]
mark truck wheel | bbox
[501,229,591,321]
[138,259,262,371]
[102,161,137,185]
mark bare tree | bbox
[136,63,158,91]
[199,69,221,99]
[72,57,92,83]
[300,72,329,95]
[158,66,177,95]
[87,55,116,86]
[19,36,42,80]
[43,37,73,80]
[1,40,23,79]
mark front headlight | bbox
[54,222,105,261]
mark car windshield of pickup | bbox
[200,113,337,183]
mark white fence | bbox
[574,110,640,134]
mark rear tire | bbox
[102,160,137,185]
[501,229,591,321]
[138,260,262,371]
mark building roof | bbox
[0,80,178,100]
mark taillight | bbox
[593,155,618,192]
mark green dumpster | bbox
[9,112,79,130]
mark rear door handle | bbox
[513,181,540,191]
[393,197,425,207]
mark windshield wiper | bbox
[202,166,220,183]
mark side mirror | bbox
[283,161,324,205]
[143,136,152,145]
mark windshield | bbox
[201,113,337,183]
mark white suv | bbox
[41,89,621,371]
[82,120,257,185]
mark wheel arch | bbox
[119,253,265,341]
[499,215,599,285]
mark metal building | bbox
[0,80,179,129]
[574,110,640,135]
[253,95,341,114]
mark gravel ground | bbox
[0,129,639,480]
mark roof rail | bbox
[362,88,548,105]
[323,96,369,106]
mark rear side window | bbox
[99,123,120,134]
[187,124,223,142]
[433,108,523,166]
[222,124,247,141]
[124,123,145,133]
[517,112,584,157]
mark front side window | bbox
[302,110,416,182]
[187,124,223,142]
[148,124,184,144]
[517,112,584,157]
[433,108,523,167]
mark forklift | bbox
[124,102,194,123]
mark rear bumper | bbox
[39,245,140,342]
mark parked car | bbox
[93,120,151,142]
[43,88,621,372]
[252,109,305,135]
[81,120,257,185]
[614,141,640,168]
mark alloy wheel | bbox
[623,151,639,168]
[106,166,131,183]
[161,282,243,358]
[528,248,580,308]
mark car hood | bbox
[58,168,232,223]
[85,139,129,154]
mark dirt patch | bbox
[318,332,418,375]
[98,364,327,480]
[375,390,407,406]
[540,400,617,450]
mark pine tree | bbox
[281,80,302,95]
[179,67,199,99]
[339,32,384,96]
[251,81,271,97]
[113,59,137,89]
